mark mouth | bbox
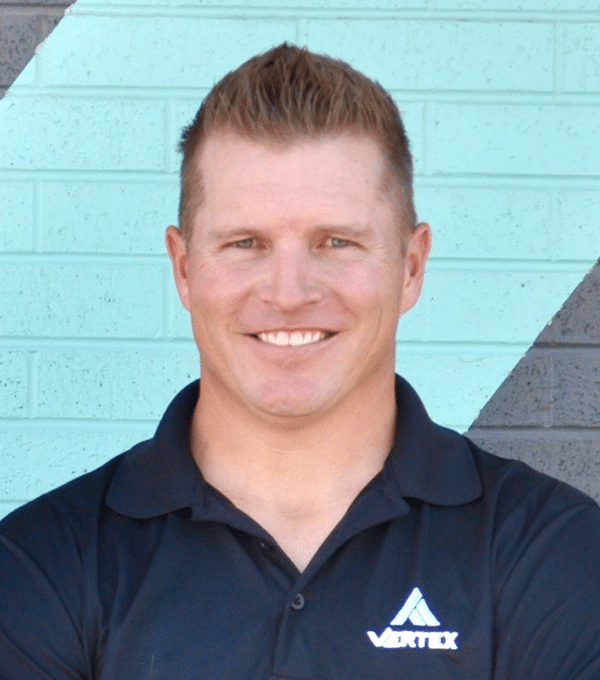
[250,330,337,347]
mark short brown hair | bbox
[178,43,416,239]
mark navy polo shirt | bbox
[2,376,600,679]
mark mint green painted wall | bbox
[1,0,599,518]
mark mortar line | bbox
[61,5,600,22]
[553,20,561,95]
[164,97,174,173]
[28,350,38,419]
[32,180,43,253]
[296,16,308,44]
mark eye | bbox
[328,237,351,248]
[230,238,255,249]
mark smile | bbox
[254,330,335,347]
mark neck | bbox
[189,374,397,570]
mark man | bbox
[1,43,600,679]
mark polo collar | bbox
[387,376,482,506]
[106,380,203,519]
[106,376,482,520]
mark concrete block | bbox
[536,263,600,346]
[0,424,154,503]
[465,431,600,502]
[174,0,425,6]
[470,351,553,428]
[36,347,198,420]
[0,96,165,171]
[307,19,553,92]
[562,24,600,94]
[415,186,554,260]
[433,0,598,8]
[0,181,34,251]
[39,15,296,87]
[555,191,600,261]
[0,13,38,87]
[74,0,167,5]
[473,347,600,430]
[41,181,178,254]
[36,11,67,57]
[0,351,28,418]
[0,0,73,5]
[397,348,521,432]
[552,352,600,427]
[0,263,163,338]
[424,267,584,343]
[39,11,65,32]
[429,104,600,177]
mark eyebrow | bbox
[207,227,257,243]
[319,225,376,240]
[207,224,376,242]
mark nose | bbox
[257,242,323,310]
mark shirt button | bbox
[291,593,305,610]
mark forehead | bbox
[193,132,393,225]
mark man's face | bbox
[167,132,430,423]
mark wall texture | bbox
[469,260,600,500]
[0,0,72,100]
[1,0,599,517]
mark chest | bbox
[93,507,494,680]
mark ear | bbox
[165,225,191,311]
[400,222,432,316]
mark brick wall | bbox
[1,0,599,517]
[469,261,600,501]
[0,0,72,99]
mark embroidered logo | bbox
[367,587,459,650]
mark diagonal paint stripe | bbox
[468,259,600,500]
[0,2,75,99]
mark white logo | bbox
[367,588,459,651]
[390,587,441,627]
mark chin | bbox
[250,376,334,419]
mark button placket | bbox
[291,593,305,610]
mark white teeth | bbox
[257,330,327,346]
[289,331,304,346]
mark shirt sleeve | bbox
[493,491,600,680]
[0,508,90,680]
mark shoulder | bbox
[0,433,169,603]
[466,439,600,600]
[466,438,598,522]
[463,445,600,678]
[0,449,147,679]
[0,446,142,560]
[0,447,146,650]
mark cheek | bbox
[332,262,402,312]
[188,261,246,309]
